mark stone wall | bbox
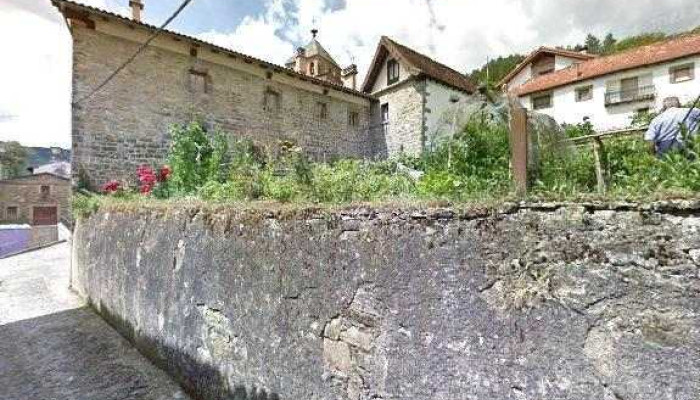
[70,22,374,190]
[72,202,700,400]
[0,174,71,224]
[373,78,426,157]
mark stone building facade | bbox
[362,37,479,157]
[0,173,71,225]
[55,0,374,189]
[53,1,480,189]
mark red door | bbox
[33,207,58,226]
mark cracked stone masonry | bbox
[72,201,700,400]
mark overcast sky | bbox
[1,0,699,148]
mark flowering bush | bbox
[101,180,121,194]
[158,165,172,183]
[137,165,157,194]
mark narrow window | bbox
[40,185,50,198]
[317,102,328,120]
[309,62,316,76]
[575,85,593,102]
[264,89,281,113]
[532,93,552,110]
[189,69,209,94]
[348,111,359,127]
[6,206,18,220]
[670,63,695,83]
[381,103,389,135]
[387,59,400,85]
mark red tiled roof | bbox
[361,37,477,94]
[515,33,700,96]
[51,0,374,100]
[498,47,596,88]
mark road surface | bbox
[0,242,190,400]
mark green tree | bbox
[584,34,602,54]
[468,54,526,88]
[602,33,617,53]
[0,141,28,178]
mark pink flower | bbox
[101,180,121,194]
[137,165,156,195]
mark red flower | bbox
[157,165,172,182]
[137,165,156,195]
[101,180,121,194]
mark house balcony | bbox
[604,85,656,107]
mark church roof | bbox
[361,36,477,94]
[287,38,341,69]
[304,39,341,68]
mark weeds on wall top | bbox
[77,110,700,218]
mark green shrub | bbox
[72,194,101,219]
[167,121,229,194]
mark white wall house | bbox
[361,37,478,157]
[504,34,700,131]
[501,47,595,91]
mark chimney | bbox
[129,0,143,22]
[50,147,62,162]
[342,64,358,90]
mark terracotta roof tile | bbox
[498,47,596,88]
[515,33,700,96]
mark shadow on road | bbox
[98,303,283,400]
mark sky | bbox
[1,0,699,148]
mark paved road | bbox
[0,242,190,400]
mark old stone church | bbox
[52,0,478,189]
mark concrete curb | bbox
[0,240,68,260]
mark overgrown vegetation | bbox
[195,117,512,204]
[533,120,700,198]
[75,111,700,220]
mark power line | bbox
[73,0,195,106]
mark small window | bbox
[387,59,400,85]
[348,111,359,127]
[6,206,18,220]
[532,93,553,110]
[670,63,695,83]
[317,102,328,120]
[575,85,593,102]
[263,89,281,113]
[40,185,50,198]
[309,62,315,75]
[380,103,389,135]
[189,69,209,94]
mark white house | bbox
[503,33,700,131]
[361,37,478,156]
[500,47,596,91]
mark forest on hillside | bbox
[468,25,700,89]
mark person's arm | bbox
[645,119,659,154]
[689,109,700,135]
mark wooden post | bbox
[592,137,607,195]
[509,99,529,195]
